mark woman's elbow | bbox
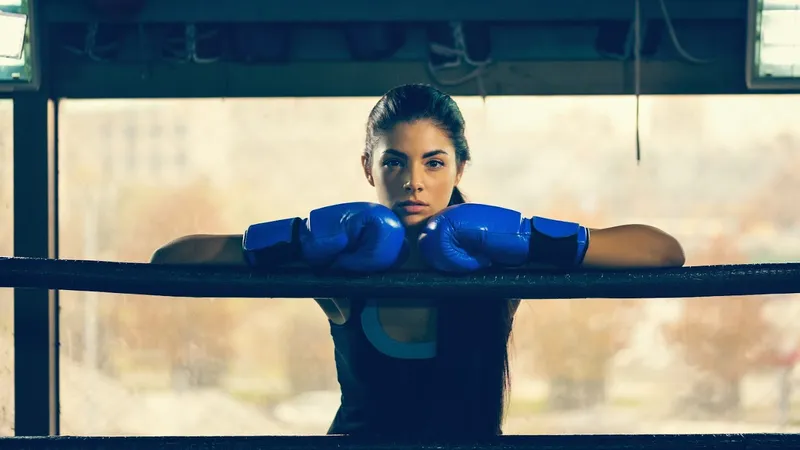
[644,227,686,268]
[150,243,179,264]
[150,248,164,264]
[656,239,686,268]
[150,246,174,264]
[150,235,200,264]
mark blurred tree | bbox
[518,299,641,410]
[102,178,237,388]
[285,311,338,394]
[513,195,642,410]
[662,235,776,416]
[738,133,800,232]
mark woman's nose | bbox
[403,180,423,192]
[403,168,424,192]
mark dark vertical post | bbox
[13,0,58,434]
[12,93,58,437]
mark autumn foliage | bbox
[103,179,237,386]
[662,235,776,414]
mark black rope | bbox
[0,433,792,450]
[1,257,800,299]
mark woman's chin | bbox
[400,213,431,229]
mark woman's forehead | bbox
[379,121,454,155]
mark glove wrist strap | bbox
[528,216,590,268]
[242,218,303,267]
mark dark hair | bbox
[365,84,514,437]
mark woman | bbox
[152,84,685,437]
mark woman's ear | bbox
[361,154,375,187]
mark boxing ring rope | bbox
[0,433,794,450]
[2,256,800,449]
[1,257,800,298]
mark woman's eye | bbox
[427,160,444,168]
[383,159,403,168]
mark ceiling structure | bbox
[35,0,778,98]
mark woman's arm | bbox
[150,234,247,265]
[151,234,351,324]
[583,224,685,268]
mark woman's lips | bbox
[396,201,428,214]
[401,204,426,214]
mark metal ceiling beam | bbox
[48,57,788,99]
[44,0,747,23]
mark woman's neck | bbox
[398,222,429,270]
[405,223,426,241]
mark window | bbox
[174,148,187,168]
[149,151,161,175]
[0,99,14,436]
[99,120,114,175]
[172,122,188,169]
[148,123,163,176]
[150,123,163,139]
[123,122,137,172]
[58,95,800,436]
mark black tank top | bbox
[327,298,437,436]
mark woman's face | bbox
[363,119,464,228]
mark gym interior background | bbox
[2,0,800,438]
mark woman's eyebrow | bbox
[382,149,407,158]
[422,150,448,158]
[382,149,449,158]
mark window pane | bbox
[0,99,14,435]
[58,96,800,436]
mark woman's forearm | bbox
[151,234,248,265]
[582,224,685,268]
[150,225,685,270]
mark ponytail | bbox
[449,187,467,206]
[430,185,513,437]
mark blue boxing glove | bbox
[242,202,406,272]
[418,203,590,273]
